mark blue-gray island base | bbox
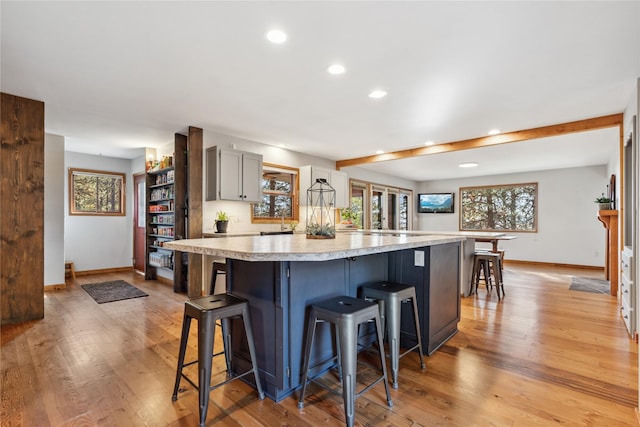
[165,233,463,402]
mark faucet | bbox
[281,211,286,230]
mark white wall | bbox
[44,133,65,286]
[416,165,610,267]
[64,152,134,272]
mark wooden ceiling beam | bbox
[336,113,623,169]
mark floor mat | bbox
[569,277,610,294]
[81,280,149,304]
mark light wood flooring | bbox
[1,263,637,426]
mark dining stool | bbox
[64,261,76,280]
[473,251,505,300]
[359,282,425,389]
[172,294,264,427]
[298,295,393,427]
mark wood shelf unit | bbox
[145,134,188,293]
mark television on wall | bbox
[418,192,455,213]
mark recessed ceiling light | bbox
[266,29,287,44]
[376,150,385,154]
[327,64,346,75]
[459,162,479,168]
[424,141,435,146]
[488,129,501,135]
[368,89,387,99]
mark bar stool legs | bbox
[360,282,425,389]
[172,294,264,427]
[298,296,392,427]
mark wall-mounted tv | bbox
[418,192,455,213]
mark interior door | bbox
[133,173,146,272]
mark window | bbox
[460,183,537,232]
[251,164,298,223]
[69,168,125,216]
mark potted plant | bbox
[340,206,360,228]
[215,210,229,233]
[305,223,336,239]
[595,193,612,210]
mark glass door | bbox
[348,180,413,230]
[399,191,411,230]
[371,186,385,229]
[349,182,366,229]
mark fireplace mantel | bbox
[597,209,618,296]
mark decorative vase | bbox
[305,178,336,239]
[215,220,229,233]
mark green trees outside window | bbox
[69,168,125,216]
[460,183,537,232]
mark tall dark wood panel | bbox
[173,133,188,292]
[1,93,45,325]
[187,126,203,298]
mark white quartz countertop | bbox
[163,232,465,262]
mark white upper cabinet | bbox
[206,146,263,202]
[299,165,349,208]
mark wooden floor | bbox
[1,264,637,426]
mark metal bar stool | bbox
[360,282,425,389]
[473,251,505,299]
[172,294,264,427]
[298,295,393,427]
[210,261,227,295]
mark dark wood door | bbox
[133,173,146,272]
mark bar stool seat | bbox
[298,295,393,427]
[473,251,505,299]
[360,282,425,389]
[172,294,264,427]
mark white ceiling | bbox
[1,1,638,181]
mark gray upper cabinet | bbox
[299,165,349,208]
[206,146,263,202]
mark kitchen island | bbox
[165,232,464,401]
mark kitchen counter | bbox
[165,232,464,262]
[165,232,463,402]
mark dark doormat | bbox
[569,277,610,294]
[81,280,149,304]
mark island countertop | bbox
[163,232,465,262]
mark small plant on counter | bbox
[215,210,229,233]
[339,205,361,228]
[289,220,298,232]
